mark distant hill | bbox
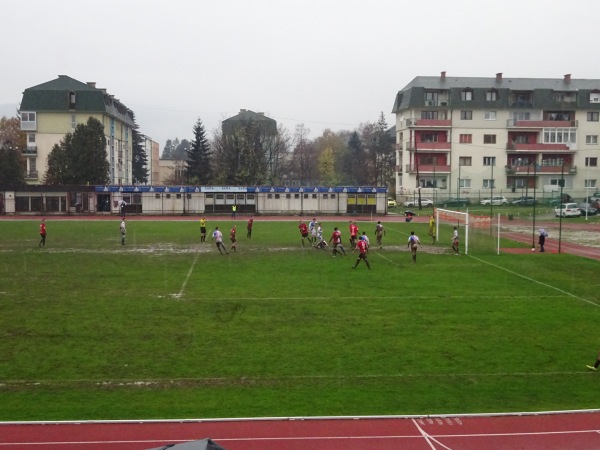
[0,104,20,118]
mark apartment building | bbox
[391,72,600,200]
[19,75,135,185]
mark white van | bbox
[554,203,581,217]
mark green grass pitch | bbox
[0,217,599,421]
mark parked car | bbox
[387,197,397,207]
[579,205,598,216]
[438,197,470,207]
[511,196,537,206]
[555,202,581,217]
[402,198,434,208]
[582,198,600,209]
[547,194,573,206]
[480,196,508,206]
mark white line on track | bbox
[469,255,600,308]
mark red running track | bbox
[2,411,600,449]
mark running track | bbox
[2,214,599,448]
[2,411,600,449]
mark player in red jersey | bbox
[230,225,237,252]
[349,221,359,249]
[247,218,254,239]
[352,236,371,269]
[328,227,346,257]
[39,218,46,247]
[298,221,309,246]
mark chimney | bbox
[496,73,503,82]
[440,71,446,81]
[564,74,571,84]
[240,109,246,113]
[87,82,96,88]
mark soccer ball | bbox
[531,248,536,252]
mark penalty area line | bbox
[470,255,600,308]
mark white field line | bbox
[172,253,200,299]
[469,255,600,308]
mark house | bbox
[392,72,600,200]
[19,75,136,185]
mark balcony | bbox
[506,143,571,152]
[424,100,449,107]
[24,170,39,179]
[406,119,452,128]
[506,165,576,175]
[22,146,37,155]
[407,142,451,152]
[507,119,578,128]
[405,164,451,174]
[20,121,37,131]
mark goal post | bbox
[435,208,470,255]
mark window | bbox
[458,179,471,188]
[71,114,77,129]
[28,134,35,143]
[459,134,472,144]
[424,91,438,106]
[421,133,438,143]
[461,90,473,101]
[460,110,473,120]
[585,157,598,167]
[513,179,526,188]
[513,111,531,121]
[483,135,497,144]
[68,91,76,109]
[483,179,495,189]
[421,111,439,119]
[486,90,498,101]
[21,112,36,122]
[590,93,600,103]
[587,112,599,122]
[585,179,597,188]
[484,111,497,120]
[459,157,472,166]
[483,156,496,166]
[543,128,576,144]
[586,135,598,144]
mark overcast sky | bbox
[2,0,599,149]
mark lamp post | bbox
[585,185,591,221]
[558,160,564,253]
[457,160,462,212]
[531,162,538,250]
[489,160,494,230]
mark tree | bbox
[131,112,148,184]
[289,124,318,185]
[361,112,394,187]
[0,116,26,186]
[161,139,176,159]
[211,120,289,185]
[186,119,212,184]
[44,117,109,185]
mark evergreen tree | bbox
[0,116,26,187]
[131,112,148,184]
[44,117,109,185]
[161,139,176,159]
[186,118,212,184]
[0,144,25,186]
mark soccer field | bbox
[0,218,599,421]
